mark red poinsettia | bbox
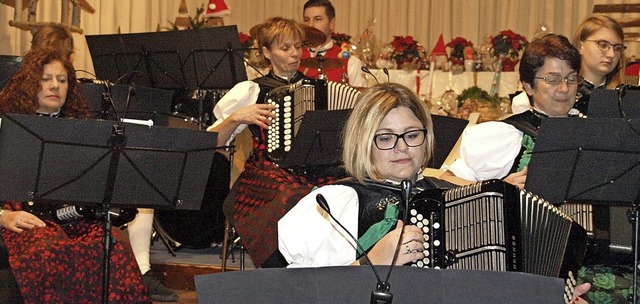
[491,29,528,59]
[331,32,352,45]
[238,32,252,47]
[446,37,473,62]
[390,35,421,64]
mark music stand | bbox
[281,109,351,170]
[79,82,175,126]
[0,114,219,303]
[86,26,248,129]
[0,55,22,91]
[587,88,640,118]
[428,114,469,169]
[525,117,640,302]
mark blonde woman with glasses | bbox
[573,14,626,116]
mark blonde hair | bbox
[250,17,304,64]
[573,14,625,88]
[342,83,434,183]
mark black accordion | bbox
[264,78,360,162]
[408,179,587,279]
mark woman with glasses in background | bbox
[573,14,626,116]
[440,33,580,188]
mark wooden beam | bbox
[593,4,640,13]
[9,20,84,34]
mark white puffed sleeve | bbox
[210,80,261,146]
[278,185,360,267]
[446,121,524,181]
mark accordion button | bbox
[284,135,292,140]
[424,235,429,242]
[423,226,429,233]
[433,222,440,229]
[416,222,423,228]
[422,219,429,225]
[284,139,291,145]
[410,209,417,216]
[416,214,423,221]
[284,118,291,123]
[410,217,417,224]
[284,146,291,152]
[284,96,291,101]
[284,129,292,135]
[433,240,441,246]
[284,101,291,107]
[284,123,291,129]
[284,112,291,118]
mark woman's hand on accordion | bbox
[230,103,277,129]
[367,220,425,265]
[503,166,527,189]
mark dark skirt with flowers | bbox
[1,219,151,304]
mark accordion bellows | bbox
[408,179,587,279]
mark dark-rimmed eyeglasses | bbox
[585,39,627,54]
[533,73,579,86]
[373,129,427,150]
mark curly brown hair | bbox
[0,47,90,118]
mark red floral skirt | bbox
[1,220,150,304]
[230,157,338,267]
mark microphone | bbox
[382,68,390,83]
[55,205,95,222]
[361,66,379,84]
[400,180,412,222]
[315,194,393,303]
[616,84,627,118]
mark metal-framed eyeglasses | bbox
[585,39,627,54]
[533,73,579,86]
[373,129,428,150]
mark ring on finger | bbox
[405,244,410,254]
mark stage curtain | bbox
[0,0,635,77]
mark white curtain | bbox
[0,0,637,77]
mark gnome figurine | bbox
[204,0,230,27]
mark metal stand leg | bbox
[220,220,245,272]
[152,219,177,257]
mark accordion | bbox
[264,78,360,162]
[408,179,587,279]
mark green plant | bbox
[457,86,500,106]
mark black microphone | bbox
[123,85,136,120]
[617,84,628,118]
[382,68,390,83]
[361,66,379,84]
[55,205,95,222]
[315,194,393,304]
[400,180,412,222]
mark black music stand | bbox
[525,117,640,302]
[428,114,469,168]
[588,88,640,118]
[0,114,219,303]
[86,26,248,129]
[0,55,22,91]
[79,82,175,126]
[195,266,566,303]
[280,109,351,170]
